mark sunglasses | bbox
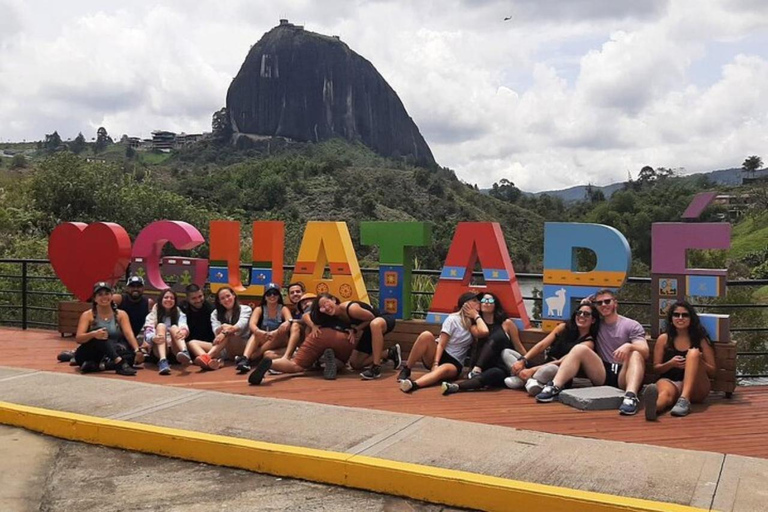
[672,312,690,318]
[480,297,495,304]
[593,298,614,306]
[265,291,280,297]
[576,310,593,318]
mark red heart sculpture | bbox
[48,222,132,301]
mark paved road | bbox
[0,426,464,512]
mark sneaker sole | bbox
[322,349,337,380]
[159,369,171,375]
[535,396,556,403]
[360,371,381,380]
[248,360,272,385]
[399,380,414,393]
[392,344,402,369]
[176,353,191,367]
[644,385,659,421]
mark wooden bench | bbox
[384,320,737,397]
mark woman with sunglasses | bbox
[643,302,716,420]
[509,303,599,396]
[399,292,488,393]
[235,283,292,373]
[188,286,252,370]
[441,293,526,394]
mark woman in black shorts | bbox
[441,292,527,394]
[311,293,401,380]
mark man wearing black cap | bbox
[113,275,154,347]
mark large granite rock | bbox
[226,20,436,167]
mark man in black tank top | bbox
[113,275,153,344]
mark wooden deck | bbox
[3,327,768,459]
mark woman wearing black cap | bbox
[73,282,142,376]
[398,292,488,393]
[236,283,292,373]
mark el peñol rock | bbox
[226,20,436,167]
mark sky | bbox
[1,0,767,192]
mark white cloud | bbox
[0,1,767,191]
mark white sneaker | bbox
[504,376,525,389]
[525,378,543,396]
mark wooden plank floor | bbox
[3,327,768,459]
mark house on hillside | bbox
[151,131,176,152]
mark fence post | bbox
[21,261,28,330]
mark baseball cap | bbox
[264,282,281,294]
[456,291,482,309]
[127,275,144,287]
[92,281,112,295]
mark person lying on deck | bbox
[643,301,716,420]
[187,286,252,371]
[440,292,527,395]
[309,293,401,380]
[505,302,599,397]
[398,292,488,393]
[73,281,140,376]
[143,288,190,375]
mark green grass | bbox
[140,151,173,165]
[730,211,768,259]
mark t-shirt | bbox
[180,300,215,342]
[596,315,646,365]
[441,314,474,363]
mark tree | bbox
[212,107,232,142]
[10,154,27,169]
[70,132,87,155]
[93,127,113,153]
[584,183,605,203]
[44,131,62,152]
[637,165,657,186]
[489,178,522,203]
[742,155,763,179]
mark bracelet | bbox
[470,317,477,325]
[521,357,530,368]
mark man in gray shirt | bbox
[536,289,648,415]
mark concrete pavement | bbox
[0,366,765,511]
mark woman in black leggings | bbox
[74,282,142,376]
[441,292,527,394]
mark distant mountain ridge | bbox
[531,167,768,203]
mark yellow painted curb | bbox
[0,401,704,512]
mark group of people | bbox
[68,277,716,421]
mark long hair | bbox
[564,304,600,343]
[310,293,339,326]
[156,288,180,326]
[215,286,241,324]
[481,292,508,326]
[665,301,709,349]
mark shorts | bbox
[438,351,463,375]
[292,328,354,369]
[603,361,623,388]
[354,315,396,354]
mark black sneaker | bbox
[236,358,252,374]
[116,361,137,376]
[399,378,418,393]
[388,344,402,369]
[360,364,382,380]
[397,366,411,383]
[619,392,639,415]
[535,382,561,403]
[248,358,272,385]
[322,349,337,380]
[80,361,99,374]
[57,350,74,362]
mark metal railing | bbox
[1,258,767,379]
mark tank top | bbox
[548,332,594,361]
[92,313,121,343]
[259,306,283,332]
[119,293,150,337]
[661,343,688,382]
[345,301,380,326]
